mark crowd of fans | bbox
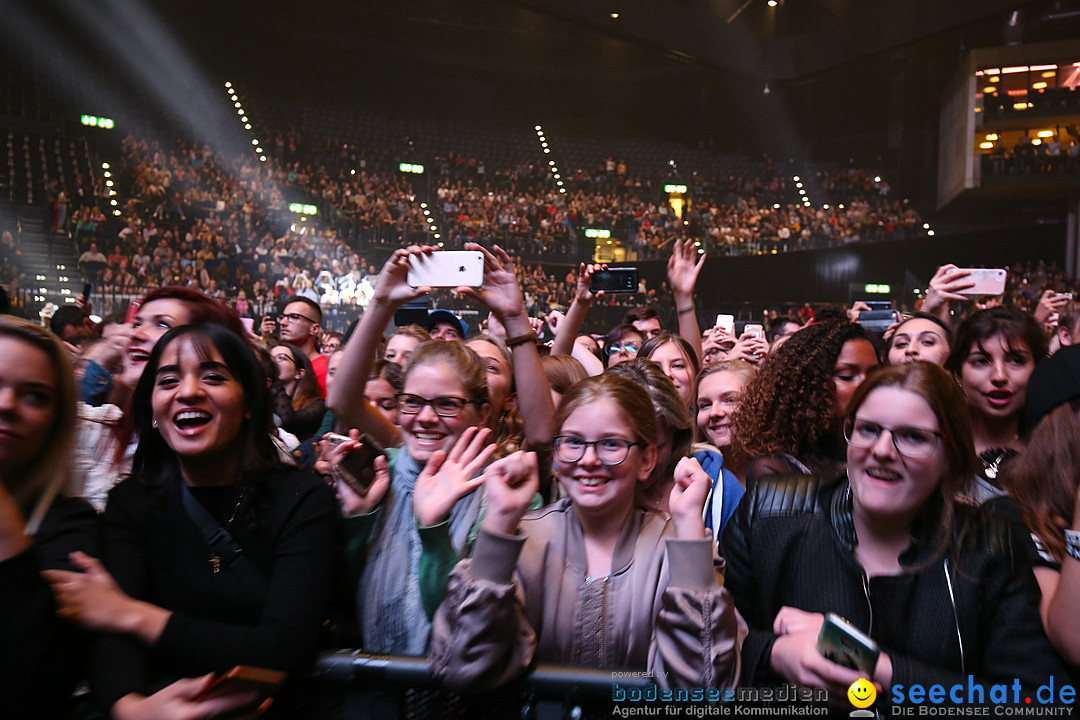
[50,127,931,323]
[5,216,1080,718]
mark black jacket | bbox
[719,474,1070,701]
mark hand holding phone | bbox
[407,250,484,288]
[590,267,639,294]
[816,613,880,674]
[325,432,387,495]
[195,665,286,702]
[955,268,1007,296]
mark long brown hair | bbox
[1000,402,1080,563]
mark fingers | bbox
[70,551,106,576]
[420,450,447,478]
[447,426,479,463]
[461,426,493,463]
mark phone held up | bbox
[407,251,484,288]
[325,433,387,494]
[590,267,639,294]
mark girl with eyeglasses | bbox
[326,244,554,656]
[721,362,1066,705]
[430,373,744,692]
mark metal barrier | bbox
[310,651,653,720]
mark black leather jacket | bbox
[719,474,1070,699]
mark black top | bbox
[92,467,339,712]
[720,474,1071,700]
[0,495,97,720]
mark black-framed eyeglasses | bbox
[842,417,942,459]
[281,312,318,324]
[553,435,641,465]
[606,342,641,356]
[396,393,478,417]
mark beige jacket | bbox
[430,498,745,691]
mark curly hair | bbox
[734,321,874,462]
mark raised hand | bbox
[574,263,607,305]
[667,237,706,299]
[480,451,539,536]
[372,246,435,307]
[456,243,527,323]
[668,456,711,539]
[921,264,973,321]
[413,426,495,527]
[43,552,162,638]
[723,332,769,366]
[1034,289,1069,326]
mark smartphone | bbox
[956,268,1007,296]
[82,282,93,300]
[326,433,386,494]
[407,251,484,288]
[590,267,639,294]
[744,323,764,339]
[240,317,255,334]
[816,613,880,674]
[195,665,286,701]
[862,300,891,311]
[715,314,735,335]
[857,309,901,334]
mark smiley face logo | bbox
[848,678,876,708]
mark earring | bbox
[152,419,158,428]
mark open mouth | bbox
[985,391,1013,407]
[173,410,212,433]
[865,467,902,483]
[128,348,150,364]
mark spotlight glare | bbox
[768,0,777,6]
[241,116,248,122]
[255,147,263,153]
[225,81,232,88]
[102,162,110,169]
[103,171,111,178]
[251,139,259,145]
[234,102,241,108]
[260,156,266,162]
[244,124,251,130]
[105,180,113,187]
[535,125,542,131]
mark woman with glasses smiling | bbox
[430,373,744,692]
[326,244,554,657]
[720,362,1065,706]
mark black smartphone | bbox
[82,282,93,300]
[327,433,386,494]
[590,267,639,294]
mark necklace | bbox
[979,436,1018,480]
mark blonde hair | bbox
[0,316,78,533]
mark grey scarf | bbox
[358,449,484,655]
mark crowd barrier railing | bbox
[309,650,652,720]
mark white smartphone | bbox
[744,323,764,339]
[956,268,1007,296]
[407,251,484,288]
[715,314,735,335]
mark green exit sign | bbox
[399,163,425,174]
[664,184,687,194]
[81,115,115,129]
[288,203,318,215]
[584,228,611,239]
[864,284,891,294]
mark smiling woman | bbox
[721,362,1068,706]
[430,373,745,692]
[47,324,339,719]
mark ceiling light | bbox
[610,12,619,19]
